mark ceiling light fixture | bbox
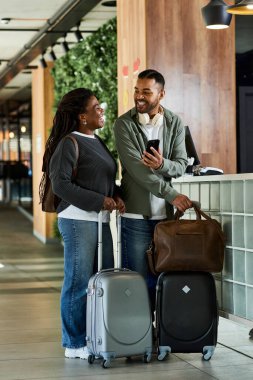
[75,24,83,42]
[0,59,10,65]
[49,47,57,61]
[1,17,48,24]
[227,0,253,14]
[62,41,70,53]
[201,0,232,29]
[40,54,47,69]
[202,0,253,29]
[1,18,11,24]
[62,34,70,53]
[101,1,117,6]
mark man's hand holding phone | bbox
[146,139,160,155]
[142,139,164,170]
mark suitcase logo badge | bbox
[182,285,191,294]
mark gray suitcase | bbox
[86,212,152,368]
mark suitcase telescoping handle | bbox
[97,210,122,272]
[97,211,103,272]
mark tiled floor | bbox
[1,205,253,380]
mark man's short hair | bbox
[138,69,165,89]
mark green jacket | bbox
[113,107,188,219]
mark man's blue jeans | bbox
[121,217,162,313]
[58,218,114,348]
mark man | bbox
[113,69,192,309]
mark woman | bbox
[40,88,125,359]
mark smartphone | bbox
[146,139,160,155]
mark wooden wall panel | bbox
[145,0,236,173]
[117,0,147,115]
[117,0,236,173]
[32,63,56,243]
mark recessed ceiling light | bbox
[101,1,116,7]
[1,18,11,24]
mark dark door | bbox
[238,86,253,173]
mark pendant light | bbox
[49,46,57,61]
[62,34,70,53]
[75,25,83,42]
[40,55,47,69]
[201,0,232,29]
[227,0,253,14]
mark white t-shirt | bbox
[123,116,167,220]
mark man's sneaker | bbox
[65,346,89,360]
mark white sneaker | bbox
[65,346,89,360]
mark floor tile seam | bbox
[10,266,63,273]
[25,265,62,269]
[0,259,63,263]
[0,277,63,283]
[2,259,63,267]
[0,342,60,349]
[0,361,216,376]
[0,324,60,329]
[0,287,61,294]
[0,283,62,290]
[0,340,60,346]
[0,279,62,284]
[217,341,253,359]
[0,271,64,284]
[12,276,63,290]
[0,274,62,283]
[172,353,220,379]
[87,356,217,375]
[205,362,253,371]
[0,354,63,362]
[4,271,63,276]
[0,266,63,286]
[0,327,61,336]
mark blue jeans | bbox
[58,218,114,348]
[121,217,162,313]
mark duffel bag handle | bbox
[174,201,225,244]
[174,201,211,221]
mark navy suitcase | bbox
[156,271,218,361]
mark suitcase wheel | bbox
[158,345,171,361]
[102,359,111,368]
[88,354,95,364]
[157,351,168,361]
[202,351,212,361]
[202,346,215,361]
[143,353,152,363]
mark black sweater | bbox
[49,133,117,213]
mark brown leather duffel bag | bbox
[147,203,225,275]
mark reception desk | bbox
[173,173,253,323]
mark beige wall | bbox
[117,0,236,173]
[117,0,147,115]
[32,63,56,243]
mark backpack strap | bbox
[65,134,79,176]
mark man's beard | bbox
[135,99,160,114]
